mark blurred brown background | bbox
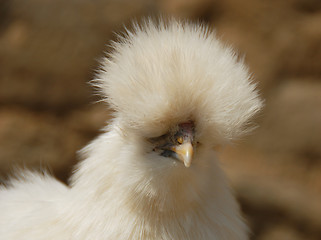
[0,0,320,239]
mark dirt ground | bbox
[0,0,320,239]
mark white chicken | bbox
[0,20,262,240]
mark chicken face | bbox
[150,121,195,167]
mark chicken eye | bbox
[176,136,183,144]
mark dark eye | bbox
[161,149,175,158]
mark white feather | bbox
[0,19,262,240]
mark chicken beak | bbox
[171,142,194,167]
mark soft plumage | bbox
[0,20,262,240]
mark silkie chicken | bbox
[0,20,263,240]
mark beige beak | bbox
[171,142,194,167]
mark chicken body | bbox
[0,20,262,240]
[0,127,247,240]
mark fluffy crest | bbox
[96,19,263,141]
